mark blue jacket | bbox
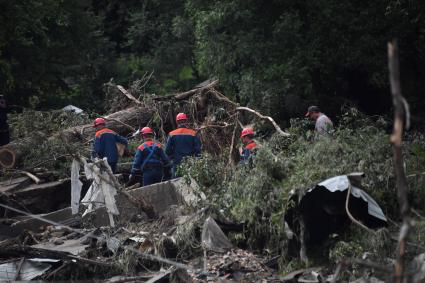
[92,128,128,163]
[240,140,257,164]
[165,126,201,165]
[131,140,170,174]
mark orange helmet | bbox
[141,127,153,135]
[176,112,188,122]
[93,118,106,127]
[240,127,254,138]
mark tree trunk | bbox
[0,138,32,169]
[61,106,153,142]
[0,106,153,168]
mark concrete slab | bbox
[0,176,31,193]
[83,177,204,228]
[32,238,89,255]
[11,207,76,232]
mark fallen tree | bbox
[0,79,290,170]
[0,107,153,168]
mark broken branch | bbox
[345,182,375,234]
[152,80,219,101]
[236,106,291,136]
[117,85,144,106]
[16,170,41,184]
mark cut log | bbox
[0,138,31,169]
[0,107,152,168]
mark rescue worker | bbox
[165,113,201,177]
[92,118,128,173]
[240,127,257,164]
[305,106,333,137]
[129,127,170,186]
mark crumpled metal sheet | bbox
[32,237,90,255]
[314,174,386,222]
[0,258,56,281]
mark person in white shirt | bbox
[305,106,333,136]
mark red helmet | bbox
[176,112,188,122]
[141,127,153,135]
[240,127,254,138]
[93,118,106,127]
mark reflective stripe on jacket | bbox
[165,127,201,165]
[92,128,128,163]
[131,140,170,174]
[240,141,257,164]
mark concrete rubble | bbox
[0,162,400,282]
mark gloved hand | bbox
[126,174,138,187]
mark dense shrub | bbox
[180,110,425,264]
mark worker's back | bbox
[93,128,123,163]
[165,127,201,165]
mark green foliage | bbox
[329,241,364,265]
[0,0,114,110]
[183,0,425,120]
[180,110,425,264]
[2,0,425,119]
[6,110,91,177]
[9,109,89,139]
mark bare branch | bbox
[236,106,291,136]
[388,39,412,283]
[117,85,144,106]
[105,118,136,132]
[152,80,219,101]
[195,122,233,131]
[345,182,376,234]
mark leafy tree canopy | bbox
[1,0,425,124]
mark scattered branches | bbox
[331,258,392,283]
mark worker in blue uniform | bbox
[129,127,170,186]
[92,117,128,173]
[165,113,201,177]
[240,127,257,164]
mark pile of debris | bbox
[0,156,283,281]
[2,80,425,282]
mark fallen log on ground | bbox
[0,107,152,168]
[60,106,153,143]
[0,138,32,169]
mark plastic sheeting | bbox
[202,217,232,253]
[71,159,83,214]
[62,105,83,114]
[284,173,387,247]
[81,158,119,225]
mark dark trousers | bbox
[142,168,163,186]
[108,162,117,174]
[0,130,9,146]
[171,163,181,178]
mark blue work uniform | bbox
[92,128,128,173]
[131,140,170,186]
[165,126,201,176]
[240,140,257,164]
